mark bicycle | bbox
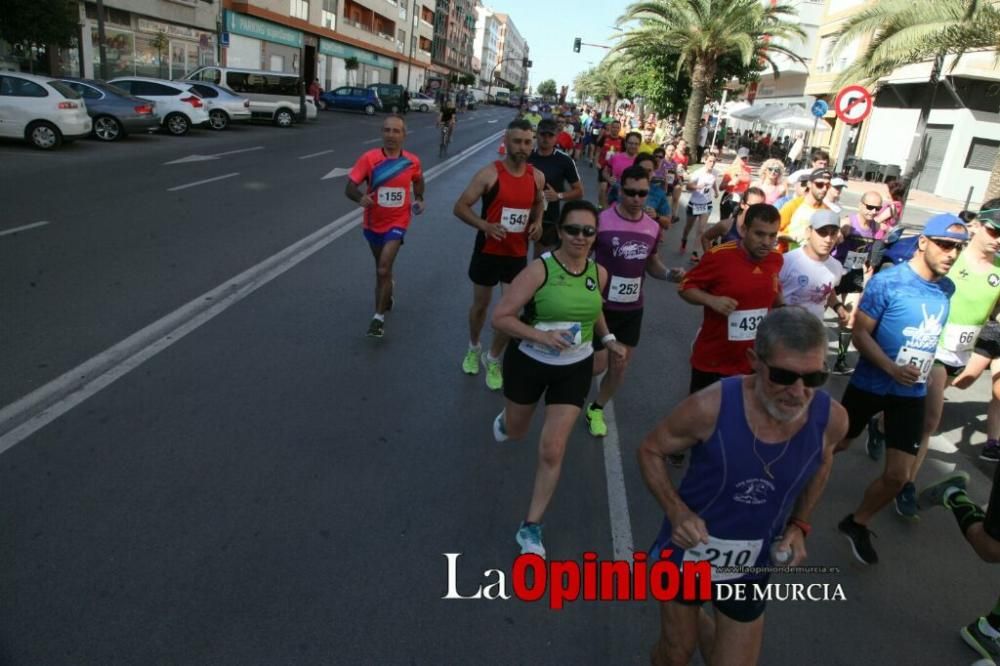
[439,123,452,158]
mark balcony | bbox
[343,0,397,41]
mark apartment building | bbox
[431,0,476,78]
[746,0,825,113]
[473,5,500,89]
[493,12,525,92]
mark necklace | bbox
[749,419,792,480]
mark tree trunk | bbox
[683,57,713,158]
[986,151,1000,203]
[902,52,944,188]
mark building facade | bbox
[431,0,476,78]
[473,5,499,89]
[493,12,525,92]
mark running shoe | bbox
[838,514,878,565]
[462,348,480,375]
[918,471,970,509]
[679,239,688,253]
[586,405,608,437]
[894,482,919,520]
[492,410,509,443]
[366,318,384,338]
[961,617,1000,661]
[865,417,885,461]
[482,352,503,390]
[982,440,1000,462]
[515,521,546,558]
[690,252,700,264]
[832,357,853,375]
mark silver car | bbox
[56,77,160,141]
[185,81,252,130]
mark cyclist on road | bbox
[438,101,457,147]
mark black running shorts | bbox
[468,251,527,287]
[974,321,1000,360]
[840,384,925,455]
[502,343,593,407]
[594,308,644,349]
[835,268,865,295]
[985,462,1000,541]
[689,367,729,395]
[675,575,770,623]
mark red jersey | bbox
[348,148,423,233]
[556,132,574,152]
[597,135,624,169]
[477,161,537,258]
[680,241,784,375]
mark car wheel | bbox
[92,115,123,141]
[208,109,229,131]
[26,121,62,150]
[165,112,190,136]
[274,109,294,127]
[364,104,375,116]
[420,104,429,113]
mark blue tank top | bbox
[651,377,830,582]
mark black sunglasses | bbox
[622,188,649,198]
[981,224,1000,238]
[862,203,881,211]
[813,226,839,237]
[929,238,966,252]
[762,360,829,388]
[561,224,597,237]
[811,181,830,189]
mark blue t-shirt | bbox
[647,183,671,217]
[850,262,955,397]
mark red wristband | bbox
[788,518,811,538]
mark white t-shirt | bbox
[779,247,845,320]
[688,168,718,205]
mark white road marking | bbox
[601,397,635,561]
[0,221,50,237]
[0,129,505,455]
[362,138,381,144]
[321,167,351,180]
[163,146,264,165]
[299,149,335,160]
[166,172,240,192]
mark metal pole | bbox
[711,88,727,151]
[964,186,974,213]
[833,122,852,176]
[95,0,108,80]
[405,1,416,93]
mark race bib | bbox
[728,308,766,341]
[690,203,710,216]
[942,324,981,353]
[608,275,641,303]
[523,321,582,358]
[844,250,867,271]
[377,187,406,208]
[682,535,763,582]
[500,207,530,233]
[592,128,601,136]
[665,174,676,185]
[895,346,935,383]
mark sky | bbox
[487,1,625,98]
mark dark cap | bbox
[809,168,833,182]
[537,118,558,134]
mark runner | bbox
[680,203,784,393]
[824,176,847,214]
[751,159,787,205]
[528,118,584,256]
[679,153,720,258]
[836,215,969,564]
[778,209,849,326]
[595,120,624,209]
[555,116,575,153]
[455,118,546,390]
[604,131,642,204]
[778,168,833,251]
[345,114,425,338]
[635,153,672,232]
[699,187,767,252]
[524,105,543,129]
[954,320,1000,462]
[898,204,1000,517]
[719,147,752,225]
[584,111,603,166]
[585,165,671,437]
[640,307,848,666]
[491,200,626,557]
[830,190,883,374]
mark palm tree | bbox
[615,0,805,152]
[832,0,1000,200]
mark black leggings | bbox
[987,462,1000,541]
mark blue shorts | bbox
[363,227,406,246]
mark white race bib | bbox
[942,324,981,353]
[500,207,529,233]
[682,535,764,582]
[665,173,676,185]
[592,128,601,136]
[727,308,767,341]
[844,250,867,271]
[377,187,406,208]
[690,203,710,216]
[523,321,582,358]
[895,346,935,383]
[608,275,642,303]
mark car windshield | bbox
[47,80,81,99]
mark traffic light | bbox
[573,37,581,53]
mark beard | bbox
[754,377,809,423]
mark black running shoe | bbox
[366,318,384,338]
[838,514,878,565]
[961,617,1000,660]
[832,357,853,375]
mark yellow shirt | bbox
[524,113,542,128]
[779,196,829,249]
[639,141,659,155]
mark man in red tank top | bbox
[454,118,545,391]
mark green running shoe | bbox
[918,471,969,509]
[462,348,480,375]
[586,405,608,437]
[483,352,503,391]
[961,617,1000,661]
[366,318,384,338]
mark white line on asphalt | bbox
[600,397,635,560]
[0,221,50,237]
[362,138,381,144]
[0,129,505,455]
[166,172,240,192]
[298,149,335,160]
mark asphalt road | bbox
[2,112,998,665]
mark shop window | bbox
[964,138,1000,172]
[92,26,136,78]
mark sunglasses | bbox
[982,224,1000,239]
[622,188,649,198]
[813,226,839,237]
[767,167,782,172]
[929,238,966,252]
[811,181,830,189]
[762,360,829,388]
[561,224,597,237]
[862,203,881,211]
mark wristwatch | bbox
[557,193,563,201]
[601,333,617,344]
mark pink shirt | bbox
[608,152,637,182]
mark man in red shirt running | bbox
[346,115,425,338]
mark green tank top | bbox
[519,252,603,365]
[937,250,1000,362]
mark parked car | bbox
[55,77,158,141]
[409,92,438,113]
[0,71,91,149]
[186,67,315,127]
[367,83,405,113]
[319,86,382,115]
[184,81,251,130]
[108,76,209,136]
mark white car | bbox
[409,92,438,113]
[0,71,91,149]
[108,76,209,136]
[185,81,252,130]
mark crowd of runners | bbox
[343,109,1000,664]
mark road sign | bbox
[220,32,230,47]
[811,100,829,118]
[834,85,873,125]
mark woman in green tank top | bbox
[489,201,627,558]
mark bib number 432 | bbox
[728,308,767,342]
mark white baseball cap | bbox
[787,168,812,185]
[736,147,749,159]
[530,105,538,112]
[831,176,847,189]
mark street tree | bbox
[832,0,1000,200]
[0,0,79,73]
[536,79,558,98]
[616,0,805,152]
